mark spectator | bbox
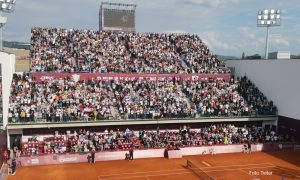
[129,146,134,160]
[19,124,288,157]
[3,149,9,163]
[91,148,96,163]
[11,158,17,175]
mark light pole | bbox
[0,0,16,52]
[257,9,281,59]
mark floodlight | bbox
[1,3,7,9]
[257,9,282,59]
[263,15,268,20]
[0,0,16,51]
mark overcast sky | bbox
[3,0,300,56]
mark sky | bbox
[3,0,300,57]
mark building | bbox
[268,51,291,59]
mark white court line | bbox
[203,165,276,173]
[99,168,187,177]
[199,163,274,169]
[101,172,192,180]
[273,166,300,177]
[99,163,274,177]
[239,169,259,180]
[201,161,211,167]
[239,165,277,170]
[100,165,276,180]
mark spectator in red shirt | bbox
[3,149,9,163]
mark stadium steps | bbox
[179,54,189,72]
[110,106,121,120]
[184,97,191,110]
[181,90,192,112]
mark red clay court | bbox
[7,150,300,180]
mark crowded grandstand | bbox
[1,3,299,179]
[2,26,288,165]
[8,28,276,125]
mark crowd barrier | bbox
[17,143,295,167]
[168,150,182,158]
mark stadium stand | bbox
[19,124,286,156]
[8,73,276,123]
[5,27,281,161]
[30,28,229,74]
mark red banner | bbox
[31,72,230,82]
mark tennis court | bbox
[7,150,300,180]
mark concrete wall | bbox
[0,52,15,128]
[17,143,296,167]
[0,129,7,165]
[226,60,300,120]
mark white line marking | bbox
[201,161,211,167]
[100,165,276,180]
[239,165,277,170]
[99,168,187,176]
[99,163,274,177]
[197,162,274,169]
[101,172,192,180]
[274,166,300,177]
[203,165,276,172]
[240,169,259,180]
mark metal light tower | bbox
[0,0,16,51]
[257,9,281,59]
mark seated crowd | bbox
[20,124,290,156]
[8,73,276,123]
[182,77,277,117]
[30,27,229,74]
[9,73,113,123]
[113,78,191,119]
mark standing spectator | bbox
[3,149,9,163]
[129,146,134,160]
[91,148,96,163]
[11,158,17,175]
[247,140,252,153]
[87,153,91,164]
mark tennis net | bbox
[186,160,215,180]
